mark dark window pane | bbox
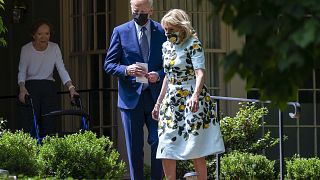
[283,127,298,157]
[72,16,82,52]
[316,68,320,89]
[299,91,314,125]
[97,15,106,50]
[87,15,94,50]
[90,55,99,88]
[97,0,106,13]
[247,90,260,99]
[90,91,100,127]
[301,72,313,89]
[300,128,315,157]
[89,55,100,127]
[87,0,93,14]
[318,128,320,155]
[317,92,320,125]
[103,91,112,126]
[73,0,81,15]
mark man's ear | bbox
[149,8,153,16]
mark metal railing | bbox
[212,96,300,180]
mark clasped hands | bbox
[126,64,159,83]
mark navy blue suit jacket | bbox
[104,20,166,109]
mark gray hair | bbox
[161,9,194,42]
[130,0,153,8]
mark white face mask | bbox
[166,31,180,44]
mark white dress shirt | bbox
[134,20,151,48]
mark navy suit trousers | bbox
[120,88,163,180]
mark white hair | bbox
[130,0,153,8]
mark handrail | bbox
[211,95,301,180]
[211,95,301,119]
[0,88,118,100]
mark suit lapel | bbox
[128,21,144,63]
[149,21,159,66]
[128,20,161,65]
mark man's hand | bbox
[126,64,147,77]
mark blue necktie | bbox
[140,27,149,62]
[140,27,149,90]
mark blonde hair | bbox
[161,9,195,42]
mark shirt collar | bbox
[134,20,151,32]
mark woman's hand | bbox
[152,103,161,120]
[18,86,29,104]
[146,71,159,83]
[69,87,79,98]
[187,93,199,113]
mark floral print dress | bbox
[156,36,225,160]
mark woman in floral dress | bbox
[151,9,225,180]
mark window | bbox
[60,0,119,142]
[248,69,320,157]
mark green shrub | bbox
[0,131,39,176]
[220,151,275,179]
[37,131,126,179]
[285,155,320,179]
[220,102,278,153]
[0,117,6,135]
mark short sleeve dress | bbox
[156,36,225,160]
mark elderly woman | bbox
[152,9,225,180]
[18,19,78,138]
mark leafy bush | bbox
[0,117,6,135]
[286,155,320,179]
[0,131,39,176]
[37,131,126,179]
[220,151,275,179]
[220,102,278,153]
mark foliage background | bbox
[203,0,320,108]
[0,0,6,46]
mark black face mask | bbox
[132,13,149,26]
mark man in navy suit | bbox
[104,0,166,179]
